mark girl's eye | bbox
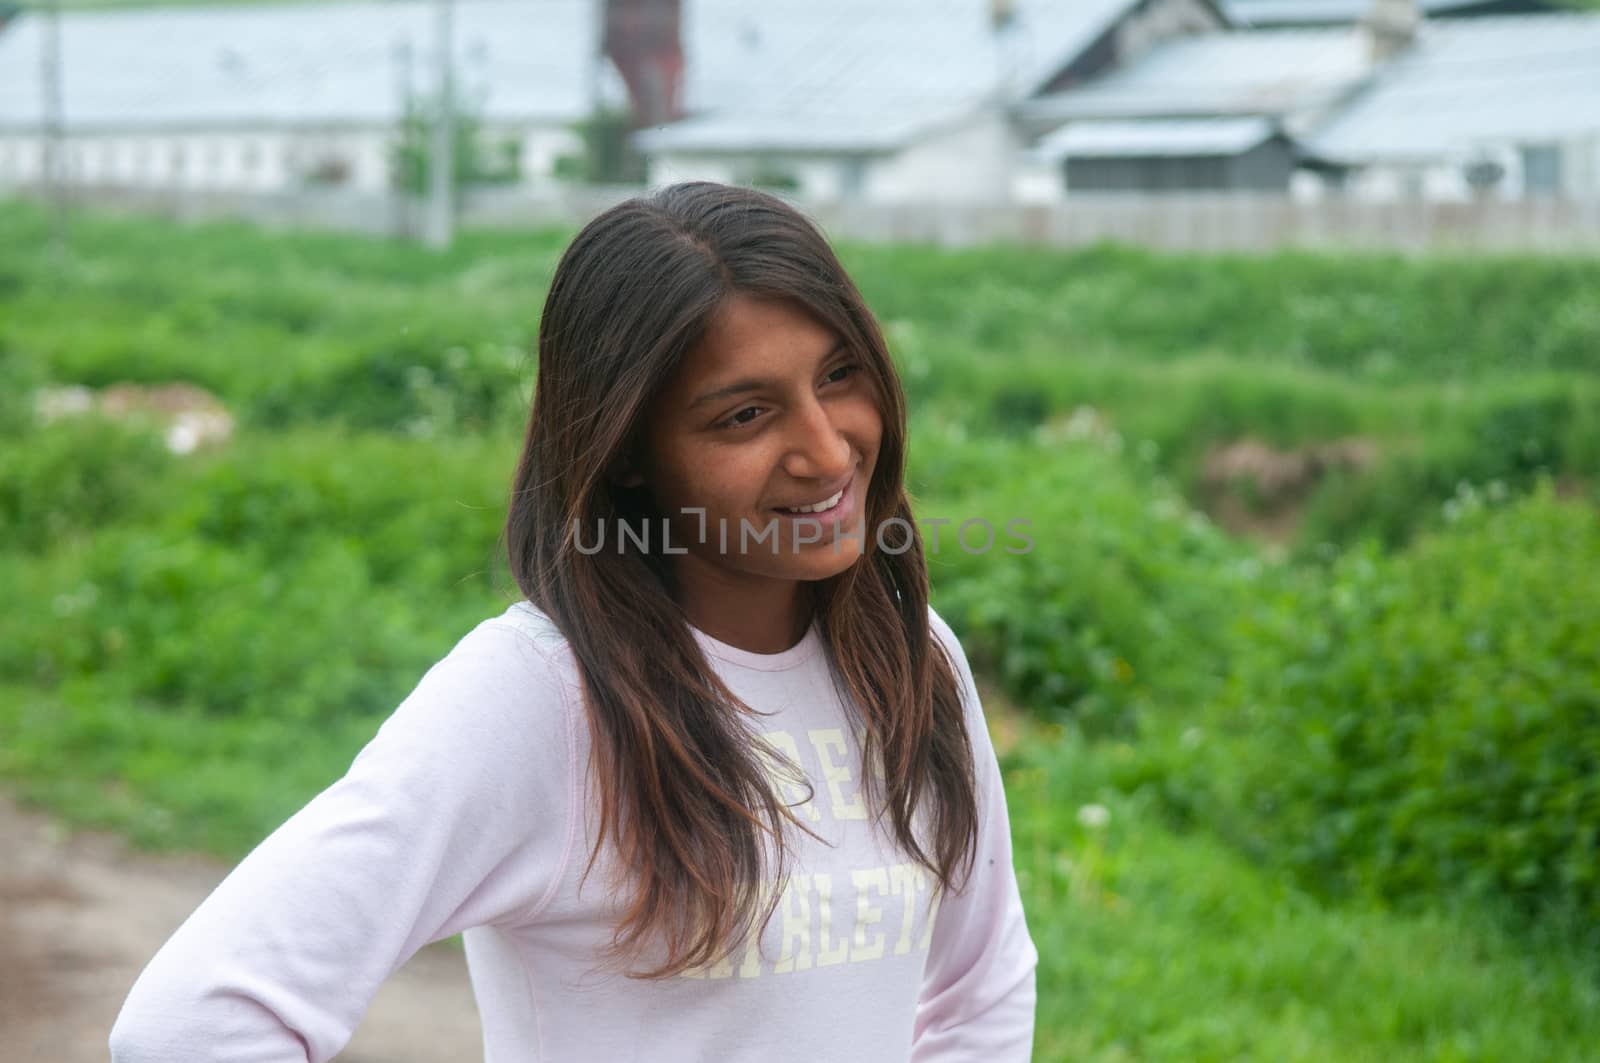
[716,364,858,430]
[718,406,763,430]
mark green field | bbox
[3,199,1598,1060]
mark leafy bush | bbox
[921,431,1253,737]
[249,332,529,435]
[848,241,1600,379]
[0,416,175,553]
[159,428,515,590]
[2,523,504,721]
[0,342,41,436]
[1184,483,1600,923]
[1298,379,1598,552]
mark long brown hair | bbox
[504,182,976,979]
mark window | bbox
[838,157,866,201]
[1521,144,1562,198]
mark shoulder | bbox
[926,603,962,656]
[480,600,574,663]
[433,600,582,703]
[926,603,982,716]
[366,601,581,772]
[926,603,973,678]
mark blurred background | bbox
[2,0,1598,1060]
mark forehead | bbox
[679,294,839,383]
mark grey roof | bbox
[636,0,1145,155]
[0,0,600,131]
[1226,0,1503,28]
[0,0,1142,150]
[1307,14,1600,163]
[1017,27,1369,130]
[1030,116,1278,159]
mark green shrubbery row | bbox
[924,432,1600,928]
[5,201,1593,558]
[1192,484,1600,925]
[855,241,1600,379]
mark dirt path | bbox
[0,795,482,1062]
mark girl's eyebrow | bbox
[688,339,848,410]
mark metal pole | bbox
[393,38,414,240]
[41,0,68,264]
[590,0,605,115]
[423,0,455,250]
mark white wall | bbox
[1289,135,1600,204]
[0,120,578,193]
[517,125,586,179]
[646,154,853,202]
[649,115,1021,206]
[866,111,1021,204]
[1012,157,1065,205]
[646,154,740,189]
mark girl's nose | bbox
[782,397,853,483]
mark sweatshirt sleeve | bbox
[108,618,579,1063]
[912,607,1039,1062]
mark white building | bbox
[1305,13,1600,202]
[3,0,1591,207]
[1014,25,1371,198]
[636,0,1227,205]
[0,0,1225,202]
[1013,5,1600,202]
[0,0,608,194]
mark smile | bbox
[778,487,845,515]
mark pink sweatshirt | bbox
[108,601,1038,1062]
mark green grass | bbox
[5,199,1593,557]
[1008,721,1600,1062]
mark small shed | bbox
[1031,116,1299,191]
[1224,0,1552,28]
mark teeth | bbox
[783,488,843,514]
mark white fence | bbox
[10,184,1600,254]
[807,195,1600,254]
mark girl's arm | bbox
[108,619,578,1063]
[912,608,1039,1062]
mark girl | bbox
[110,182,1037,1061]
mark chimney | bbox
[603,0,684,125]
[990,0,1025,102]
[1362,0,1420,63]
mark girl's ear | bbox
[610,453,646,489]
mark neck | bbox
[675,563,812,655]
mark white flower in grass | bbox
[1076,803,1110,830]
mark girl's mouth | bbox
[772,476,856,530]
[778,486,844,515]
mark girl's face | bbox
[633,293,884,597]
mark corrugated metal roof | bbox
[1030,116,1277,158]
[1307,14,1600,163]
[1017,27,1369,127]
[0,0,600,130]
[636,0,1144,154]
[0,0,1140,150]
[1226,0,1497,28]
